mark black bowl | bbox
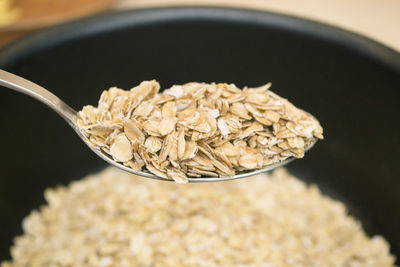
[0,7,399,261]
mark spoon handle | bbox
[0,69,77,125]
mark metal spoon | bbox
[0,69,317,182]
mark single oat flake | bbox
[76,81,323,183]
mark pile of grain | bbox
[2,168,395,267]
[77,81,323,183]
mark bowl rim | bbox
[0,6,399,72]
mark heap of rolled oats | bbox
[2,168,395,267]
[77,81,323,183]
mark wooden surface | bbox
[116,0,400,52]
[1,0,400,52]
[0,0,115,45]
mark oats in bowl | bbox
[2,168,394,267]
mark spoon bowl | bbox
[0,69,317,182]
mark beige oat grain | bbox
[76,81,324,183]
[1,167,395,267]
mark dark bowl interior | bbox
[0,7,399,261]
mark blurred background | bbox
[0,0,399,50]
